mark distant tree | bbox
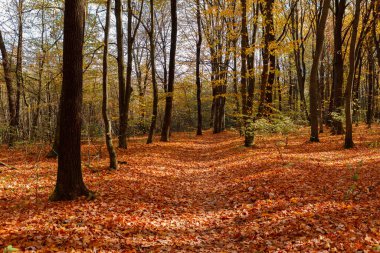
[50,0,90,201]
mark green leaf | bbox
[3,245,19,253]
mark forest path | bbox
[1,126,380,252]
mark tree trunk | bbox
[115,0,127,148]
[196,0,203,136]
[147,0,158,144]
[291,2,309,120]
[344,0,361,149]
[258,0,275,118]
[161,0,177,142]
[123,0,136,148]
[309,0,331,142]
[15,0,23,136]
[241,0,254,147]
[0,31,17,147]
[367,46,375,127]
[46,112,60,158]
[329,0,346,134]
[102,0,118,169]
[277,62,282,112]
[50,0,90,201]
[353,51,362,124]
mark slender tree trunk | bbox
[277,62,282,112]
[33,9,46,140]
[241,0,254,147]
[196,0,203,136]
[123,0,135,149]
[0,31,17,147]
[147,0,158,144]
[50,0,90,201]
[291,2,309,120]
[102,0,118,169]
[329,0,346,134]
[367,46,375,127]
[232,40,242,133]
[353,51,362,124]
[15,0,23,135]
[46,112,60,158]
[319,47,326,133]
[310,0,331,142]
[258,0,275,118]
[161,0,177,142]
[115,0,127,148]
[344,0,361,149]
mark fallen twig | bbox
[0,161,17,170]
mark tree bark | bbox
[196,0,203,136]
[329,0,346,134]
[309,0,331,142]
[115,0,127,148]
[291,2,309,120]
[102,0,118,169]
[161,0,177,142]
[15,0,23,135]
[241,0,254,147]
[50,0,90,201]
[0,31,17,147]
[258,0,275,118]
[147,0,158,144]
[366,46,375,127]
[344,0,361,149]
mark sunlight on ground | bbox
[0,125,379,252]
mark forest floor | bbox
[0,125,380,252]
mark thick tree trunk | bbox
[161,0,177,142]
[309,0,331,142]
[50,0,90,201]
[102,0,118,169]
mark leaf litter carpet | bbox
[0,125,380,252]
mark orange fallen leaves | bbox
[0,124,379,252]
